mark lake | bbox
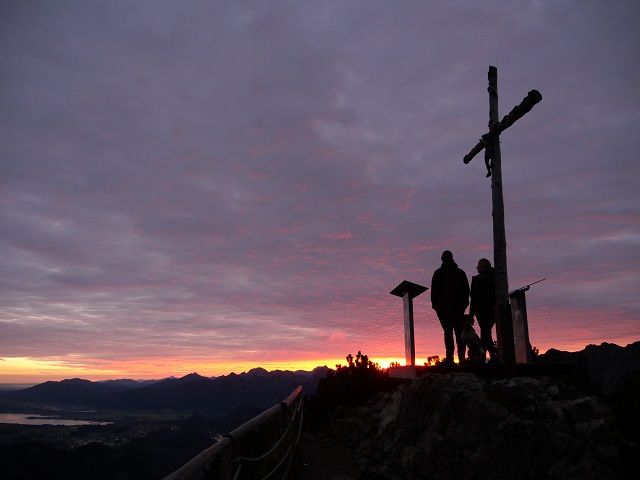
[0,413,112,426]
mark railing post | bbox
[218,438,237,480]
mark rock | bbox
[320,372,630,480]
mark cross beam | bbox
[464,88,542,175]
[463,66,541,376]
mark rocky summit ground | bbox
[315,372,634,480]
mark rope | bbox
[234,422,292,463]
[229,395,304,480]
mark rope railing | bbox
[163,386,303,480]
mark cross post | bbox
[463,66,541,376]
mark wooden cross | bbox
[463,66,541,375]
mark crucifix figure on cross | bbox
[463,66,541,375]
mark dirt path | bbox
[293,433,362,480]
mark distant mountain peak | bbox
[60,378,92,385]
[178,372,209,382]
[245,367,269,377]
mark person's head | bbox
[441,250,454,262]
[476,258,492,273]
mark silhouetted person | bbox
[469,258,497,360]
[431,250,470,364]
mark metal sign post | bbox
[390,280,428,367]
[509,279,545,363]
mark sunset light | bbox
[1,4,639,480]
[1,1,638,387]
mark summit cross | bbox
[463,66,542,374]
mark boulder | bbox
[320,372,630,480]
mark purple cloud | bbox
[1,0,639,380]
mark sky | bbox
[1,0,639,383]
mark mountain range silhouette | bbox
[0,367,329,414]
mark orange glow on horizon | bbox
[3,329,638,384]
[1,355,447,384]
[0,356,348,384]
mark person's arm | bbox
[469,277,476,317]
[430,271,440,308]
[462,270,470,310]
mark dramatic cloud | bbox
[1,0,639,380]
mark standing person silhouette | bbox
[430,251,470,364]
[469,258,497,360]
